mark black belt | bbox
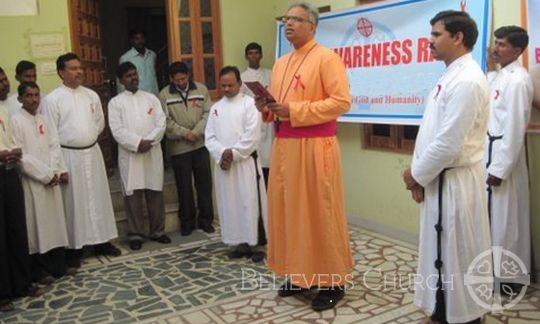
[432,167,451,321]
[251,151,263,222]
[486,131,503,223]
[61,141,97,150]
[486,131,503,169]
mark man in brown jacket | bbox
[159,62,214,236]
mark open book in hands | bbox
[244,81,276,103]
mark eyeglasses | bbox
[280,15,313,24]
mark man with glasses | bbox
[255,1,353,312]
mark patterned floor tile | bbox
[0,227,538,323]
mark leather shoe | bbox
[227,243,252,259]
[0,299,14,312]
[26,285,44,297]
[181,226,194,236]
[95,242,122,256]
[311,286,345,311]
[251,251,265,263]
[150,235,172,244]
[277,280,308,297]
[199,224,215,233]
[38,274,55,285]
[129,240,143,250]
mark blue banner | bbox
[276,0,491,124]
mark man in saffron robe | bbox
[254,1,353,312]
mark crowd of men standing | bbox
[0,1,537,321]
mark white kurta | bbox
[41,84,118,249]
[241,67,274,168]
[411,54,491,323]
[10,110,69,254]
[486,60,533,275]
[108,90,166,195]
[205,93,267,245]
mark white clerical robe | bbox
[41,84,118,249]
[205,93,267,245]
[241,67,274,168]
[10,110,69,254]
[108,90,166,195]
[411,54,492,323]
[486,60,533,276]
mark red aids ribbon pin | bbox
[494,90,500,100]
[147,107,154,115]
[39,124,45,135]
[293,74,305,90]
[213,109,218,117]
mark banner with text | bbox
[276,0,491,124]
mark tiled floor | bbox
[0,226,538,323]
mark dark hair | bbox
[430,10,478,50]
[17,81,39,97]
[15,60,36,76]
[219,66,241,82]
[116,61,137,79]
[245,42,262,55]
[0,67,4,75]
[494,25,529,51]
[56,52,80,72]
[129,28,145,39]
[168,61,190,77]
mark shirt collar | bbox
[294,39,317,55]
[500,60,521,73]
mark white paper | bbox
[0,0,38,16]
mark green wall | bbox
[220,1,280,71]
[0,0,71,94]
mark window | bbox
[363,125,418,153]
[166,0,223,99]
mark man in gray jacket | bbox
[159,62,214,236]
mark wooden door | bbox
[67,0,115,174]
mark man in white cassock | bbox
[41,53,120,267]
[240,42,272,247]
[205,66,267,263]
[108,62,170,251]
[240,42,273,186]
[486,26,533,291]
[403,11,491,324]
[10,82,70,285]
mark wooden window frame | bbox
[363,124,418,154]
[165,0,223,100]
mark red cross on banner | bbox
[460,0,467,12]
